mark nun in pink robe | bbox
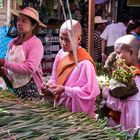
[106,76,140,132]
[105,35,140,134]
[44,19,100,118]
[49,49,100,118]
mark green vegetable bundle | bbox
[109,59,138,99]
[0,90,136,139]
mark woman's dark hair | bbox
[126,20,140,34]
[126,23,133,34]
[27,16,39,34]
[29,17,38,26]
[131,20,140,30]
[117,14,130,24]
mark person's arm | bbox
[41,49,63,95]
[106,95,123,112]
[4,38,44,74]
[100,25,109,63]
[101,38,107,63]
[48,49,63,84]
[0,68,13,89]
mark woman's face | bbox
[115,44,133,66]
[59,31,73,52]
[17,14,35,34]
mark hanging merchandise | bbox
[22,0,30,8]
[128,0,140,6]
[53,0,59,10]
[40,0,58,24]
[16,0,23,6]
[39,0,43,7]
[7,16,18,38]
[0,0,3,9]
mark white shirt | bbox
[100,22,127,47]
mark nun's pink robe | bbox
[49,49,100,118]
[106,76,140,131]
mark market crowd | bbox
[0,6,140,135]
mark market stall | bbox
[0,1,140,139]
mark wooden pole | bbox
[88,0,95,59]
[6,0,11,25]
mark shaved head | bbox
[115,35,140,51]
[115,35,140,64]
[60,19,82,39]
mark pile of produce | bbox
[111,59,135,84]
[108,59,138,99]
[0,90,139,140]
[96,61,140,139]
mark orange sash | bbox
[134,65,140,75]
[109,111,121,123]
[56,48,94,85]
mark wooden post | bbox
[6,0,11,25]
[88,0,95,59]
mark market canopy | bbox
[96,0,108,4]
[85,0,108,4]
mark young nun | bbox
[42,19,100,118]
[106,35,140,134]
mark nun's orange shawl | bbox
[56,48,95,85]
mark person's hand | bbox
[40,82,56,96]
[40,83,47,95]
[101,53,107,63]
[102,86,109,99]
[0,59,5,67]
[0,68,6,77]
[46,81,55,88]
[48,84,65,95]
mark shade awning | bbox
[84,0,108,4]
[96,0,108,4]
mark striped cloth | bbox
[94,31,102,62]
